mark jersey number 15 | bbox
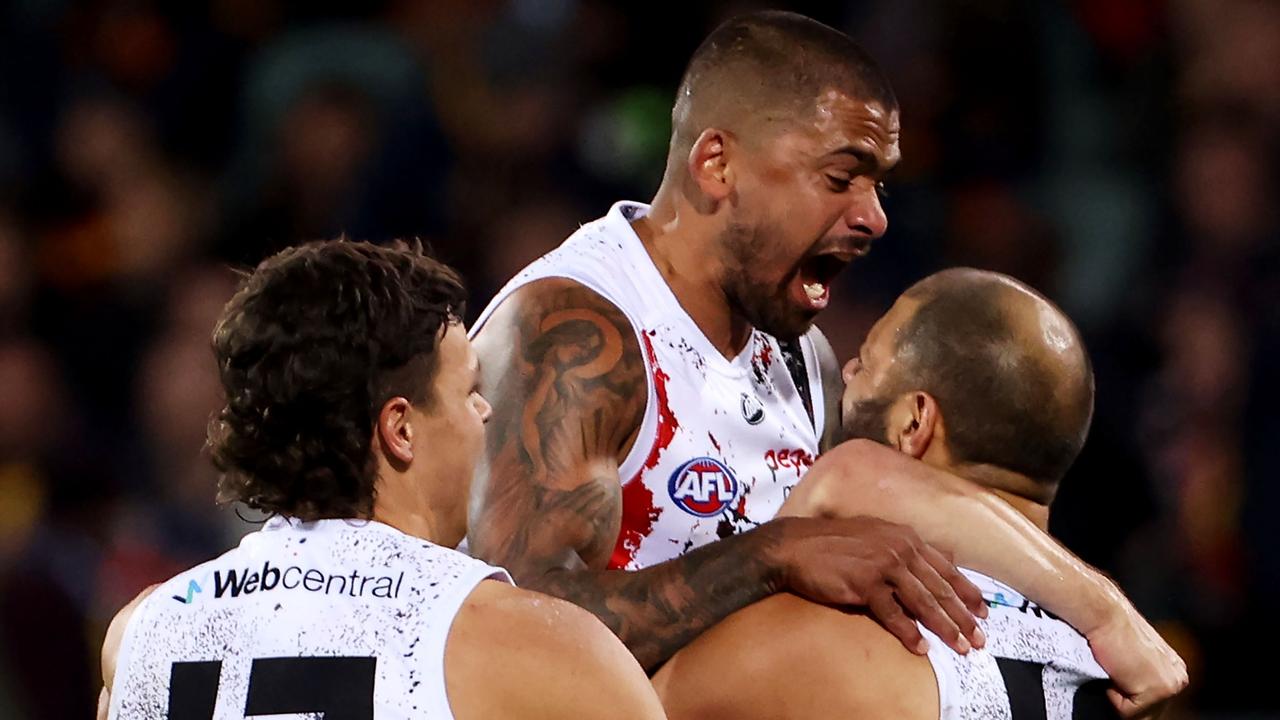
[168,656,375,719]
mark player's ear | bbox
[376,396,415,465]
[687,128,735,202]
[896,391,939,459]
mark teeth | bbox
[804,282,825,300]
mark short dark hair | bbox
[893,270,1094,491]
[208,240,466,520]
[672,11,897,151]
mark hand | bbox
[1085,595,1188,718]
[763,515,988,655]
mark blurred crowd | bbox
[0,1,1275,717]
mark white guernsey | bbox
[926,569,1112,720]
[473,201,826,570]
[109,517,508,719]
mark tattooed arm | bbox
[468,279,986,672]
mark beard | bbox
[718,220,817,341]
[841,395,896,447]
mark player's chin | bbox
[755,310,817,342]
[740,289,819,340]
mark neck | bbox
[370,473,452,545]
[635,187,753,358]
[948,463,1051,532]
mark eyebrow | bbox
[829,146,876,164]
[827,146,898,175]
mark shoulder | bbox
[655,593,937,720]
[473,277,643,361]
[101,584,159,690]
[471,276,647,445]
[445,580,664,720]
[475,277,636,335]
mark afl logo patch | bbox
[741,392,765,425]
[669,457,740,517]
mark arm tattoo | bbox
[528,526,782,672]
[471,282,645,571]
[470,280,784,670]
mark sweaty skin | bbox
[470,26,1184,712]
[655,271,1183,719]
[466,78,993,674]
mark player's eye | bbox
[826,174,852,191]
[875,181,889,201]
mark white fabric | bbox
[109,517,510,719]
[472,201,824,569]
[924,568,1111,720]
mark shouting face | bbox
[718,90,900,340]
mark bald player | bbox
[654,269,1172,719]
[469,10,1182,712]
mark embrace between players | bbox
[99,11,1187,720]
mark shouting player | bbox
[468,10,1183,713]
[97,242,666,719]
[654,269,1170,719]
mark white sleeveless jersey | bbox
[925,569,1117,720]
[109,517,510,719]
[473,201,824,570]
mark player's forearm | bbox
[520,526,783,673]
[786,441,1120,635]
[878,479,1121,633]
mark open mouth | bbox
[791,243,868,311]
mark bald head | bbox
[891,269,1093,497]
[670,11,897,160]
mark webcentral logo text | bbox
[174,562,404,603]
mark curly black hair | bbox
[207,240,466,520]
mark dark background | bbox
[0,1,1275,717]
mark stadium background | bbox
[0,0,1275,717]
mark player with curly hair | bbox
[96,240,665,720]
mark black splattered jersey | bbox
[109,517,510,719]
[924,569,1118,720]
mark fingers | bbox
[910,548,985,649]
[1106,687,1145,719]
[889,564,972,654]
[920,543,988,619]
[1106,687,1170,720]
[866,590,928,655]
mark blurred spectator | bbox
[0,1,1274,716]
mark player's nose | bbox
[842,357,860,384]
[476,394,493,423]
[843,180,888,240]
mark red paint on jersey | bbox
[765,448,816,475]
[755,341,774,369]
[610,332,677,569]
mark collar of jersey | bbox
[608,201,757,378]
[262,515,407,538]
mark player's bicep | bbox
[468,279,647,575]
